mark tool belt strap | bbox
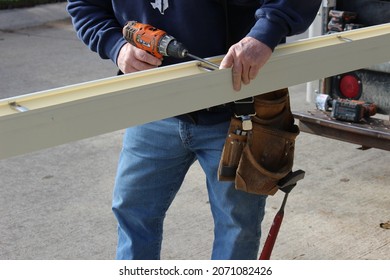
[233,97,256,117]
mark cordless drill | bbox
[122,21,219,68]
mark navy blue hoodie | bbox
[67,0,321,124]
[67,0,321,66]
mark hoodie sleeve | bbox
[247,0,322,50]
[67,0,126,64]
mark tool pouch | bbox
[218,88,300,195]
[235,122,299,195]
[218,117,248,181]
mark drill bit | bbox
[187,53,220,69]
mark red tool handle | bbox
[259,192,289,260]
[259,210,284,260]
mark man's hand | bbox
[220,37,272,91]
[117,43,162,73]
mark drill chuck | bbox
[161,36,188,58]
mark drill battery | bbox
[331,99,377,122]
[315,93,377,122]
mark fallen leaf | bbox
[379,221,390,229]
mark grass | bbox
[0,0,65,10]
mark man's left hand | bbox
[220,37,272,91]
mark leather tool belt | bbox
[218,88,300,195]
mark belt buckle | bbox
[234,114,256,131]
[234,97,255,131]
[234,97,254,105]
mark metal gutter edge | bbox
[1,23,389,159]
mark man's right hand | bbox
[117,43,162,73]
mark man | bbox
[67,0,322,259]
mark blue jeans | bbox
[112,117,267,259]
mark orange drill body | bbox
[123,21,166,59]
[123,21,190,59]
[123,21,219,69]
